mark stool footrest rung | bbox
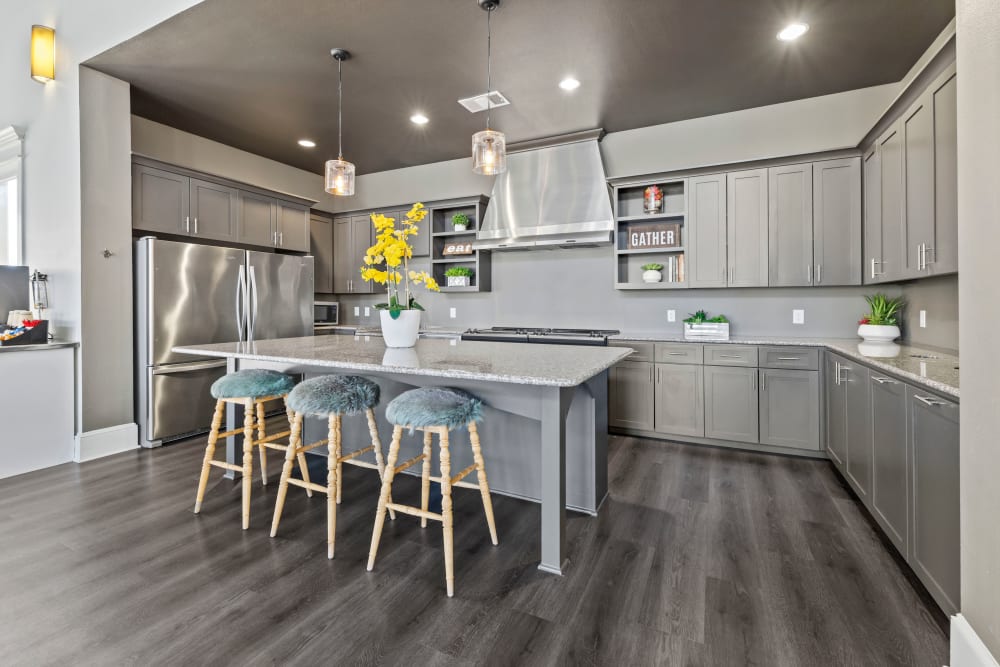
[427,474,481,491]
[208,460,243,473]
[256,430,291,445]
[287,479,328,494]
[394,453,426,474]
[299,440,330,454]
[345,459,378,471]
[216,427,247,439]
[338,445,373,463]
[450,464,477,486]
[260,442,291,452]
[386,503,442,522]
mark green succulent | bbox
[641,263,664,271]
[444,266,474,278]
[684,310,728,324]
[861,293,904,326]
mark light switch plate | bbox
[667,309,676,323]
[353,306,360,317]
[449,307,457,319]
[792,309,805,324]
[364,306,371,317]
[919,310,927,328]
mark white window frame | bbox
[0,126,24,266]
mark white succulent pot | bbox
[453,223,469,232]
[642,269,663,283]
[857,341,902,358]
[857,323,900,342]
[446,275,471,287]
[380,309,421,348]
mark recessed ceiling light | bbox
[777,22,809,41]
[410,113,429,125]
[559,77,581,91]
[298,139,316,148]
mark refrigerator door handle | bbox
[151,360,229,375]
[248,265,259,342]
[236,265,247,342]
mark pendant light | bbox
[472,0,506,175]
[325,48,355,196]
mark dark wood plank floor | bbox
[0,435,947,666]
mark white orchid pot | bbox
[857,323,900,342]
[642,269,663,283]
[380,309,421,348]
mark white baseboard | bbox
[952,615,1000,667]
[74,423,139,463]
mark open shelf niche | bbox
[613,178,688,289]
[429,195,491,292]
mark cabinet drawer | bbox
[704,345,757,367]
[610,340,654,363]
[654,343,703,364]
[758,346,819,370]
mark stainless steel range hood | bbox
[474,129,614,251]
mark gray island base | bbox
[173,335,631,574]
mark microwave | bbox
[314,301,339,325]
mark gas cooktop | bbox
[461,327,621,346]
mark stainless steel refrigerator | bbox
[135,237,313,448]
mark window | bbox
[0,126,23,265]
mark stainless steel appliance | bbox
[135,237,313,448]
[314,300,339,335]
[461,327,619,346]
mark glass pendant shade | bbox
[325,158,355,196]
[472,129,506,176]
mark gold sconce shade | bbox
[31,25,55,83]
[325,158,355,196]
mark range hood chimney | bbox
[474,129,614,251]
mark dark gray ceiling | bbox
[87,0,954,176]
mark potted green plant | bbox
[683,310,730,341]
[858,293,904,342]
[641,262,664,283]
[444,265,474,287]
[451,213,470,232]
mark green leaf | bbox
[389,307,401,320]
[409,298,425,311]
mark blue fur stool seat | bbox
[287,374,380,417]
[210,369,296,400]
[386,387,484,430]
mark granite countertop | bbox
[612,332,959,398]
[316,324,464,338]
[174,335,631,387]
[0,340,79,354]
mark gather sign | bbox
[627,222,681,250]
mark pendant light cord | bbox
[337,58,344,160]
[486,6,492,130]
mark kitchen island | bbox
[174,335,631,574]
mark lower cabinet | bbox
[825,354,848,468]
[608,361,654,431]
[704,365,759,443]
[654,363,704,437]
[843,359,872,500]
[870,373,909,555]
[759,368,819,450]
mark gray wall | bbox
[900,275,959,354]
[957,0,1000,659]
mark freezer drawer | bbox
[144,361,228,446]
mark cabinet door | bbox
[930,67,958,275]
[310,214,334,293]
[687,174,727,288]
[878,122,906,282]
[759,369,819,450]
[908,389,960,615]
[813,157,862,286]
[405,206,431,257]
[726,169,768,287]
[333,217,354,293]
[870,374,908,555]
[132,165,190,235]
[189,178,237,241]
[862,145,884,283]
[767,163,813,287]
[277,201,310,252]
[825,354,847,469]
[350,215,374,293]
[843,359,872,499]
[704,365,758,443]
[237,190,277,248]
[609,361,654,431]
[654,363,704,437]
[903,93,934,277]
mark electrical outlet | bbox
[449,307,457,319]
[667,309,676,323]
[353,306,360,317]
[364,306,371,317]
[919,310,927,328]
[792,309,805,324]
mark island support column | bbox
[539,385,574,574]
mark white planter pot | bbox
[684,322,730,341]
[857,341,902,358]
[642,270,663,283]
[453,223,468,232]
[857,323,900,342]
[379,309,421,348]
[446,275,471,287]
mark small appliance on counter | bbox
[314,301,340,335]
[461,327,619,346]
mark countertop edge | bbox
[0,340,79,353]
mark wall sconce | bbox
[31,25,55,83]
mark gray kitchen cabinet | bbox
[310,213,334,293]
[842,358,872,500]
[813,157,862,285]
[610,340,654,363]
[654,363,704,437]
[767,163,813,287]
[407,207,431,257]
[276,200,310,252]
[863,145,883,283]
[930,66,958,276]
[759,369,819,450]
[189,178,238,242]
[908,388,960,615]
[876,121,906,283]
[825,354,847,469]
[132,164,190,235]
[333,215,374,294]
[726,169,768,287]
[902,91,935,278]
[870,373,909,555]
[609,361,654,431]
[704,365,759,443]
[238,190,277,247]
[350,215,374,293]
[687,174,728,288]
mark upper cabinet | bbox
[767,163,813,287]
[132,165,190,236]
[812,157,862,286]
[189,178,237,242]
[726,169,769,287]
[310,213,334,294]
[687,174,728,289]
[276,200,310,252]
[929,67,958,275]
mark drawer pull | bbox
[667,352,687,356]
[914,394,949,407]
[872,376,897,385]
[776,356,801,361]
[717,354,744,359]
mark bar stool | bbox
[367,386,498,597]
[194,369,312,530]
[270,374,392,559]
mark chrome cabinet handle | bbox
[870,258,884,278]
[718,354,744,359]
[751,373,757,391]
[279,231,284,246]
[914,394,949,407]
[761,372,766,391]
[777,356,801,361]
[649,366,654,382]
[185,216,191,234]
[918,243,927,271]
[656,367,661,382]
[817,263,822,284]
[807,264,812,284]
[667,352,687,356]
[193,217,198,234]
[248,266,259,342]
[236,266,246,342]
[872,376,897,384]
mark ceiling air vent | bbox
[458,90,510,113]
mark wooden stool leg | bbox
[288,398,313,498]
[194,399,225,513]
[334,413,344,506]
[439,427,455,597]
[270,411,303,537]
[420,429,433,528]
[241,398,256,530]
[256,400,268,485]
[368,425,402,571]
[327,415,341,558]
[468,422,499,546]
[366,408,395,520]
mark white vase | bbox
[857,323,900,342]
[857,341,902,358]
[453,223,468,232]
[446,275,471,287]
[642,270,663,283]
[380,309,421,348]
